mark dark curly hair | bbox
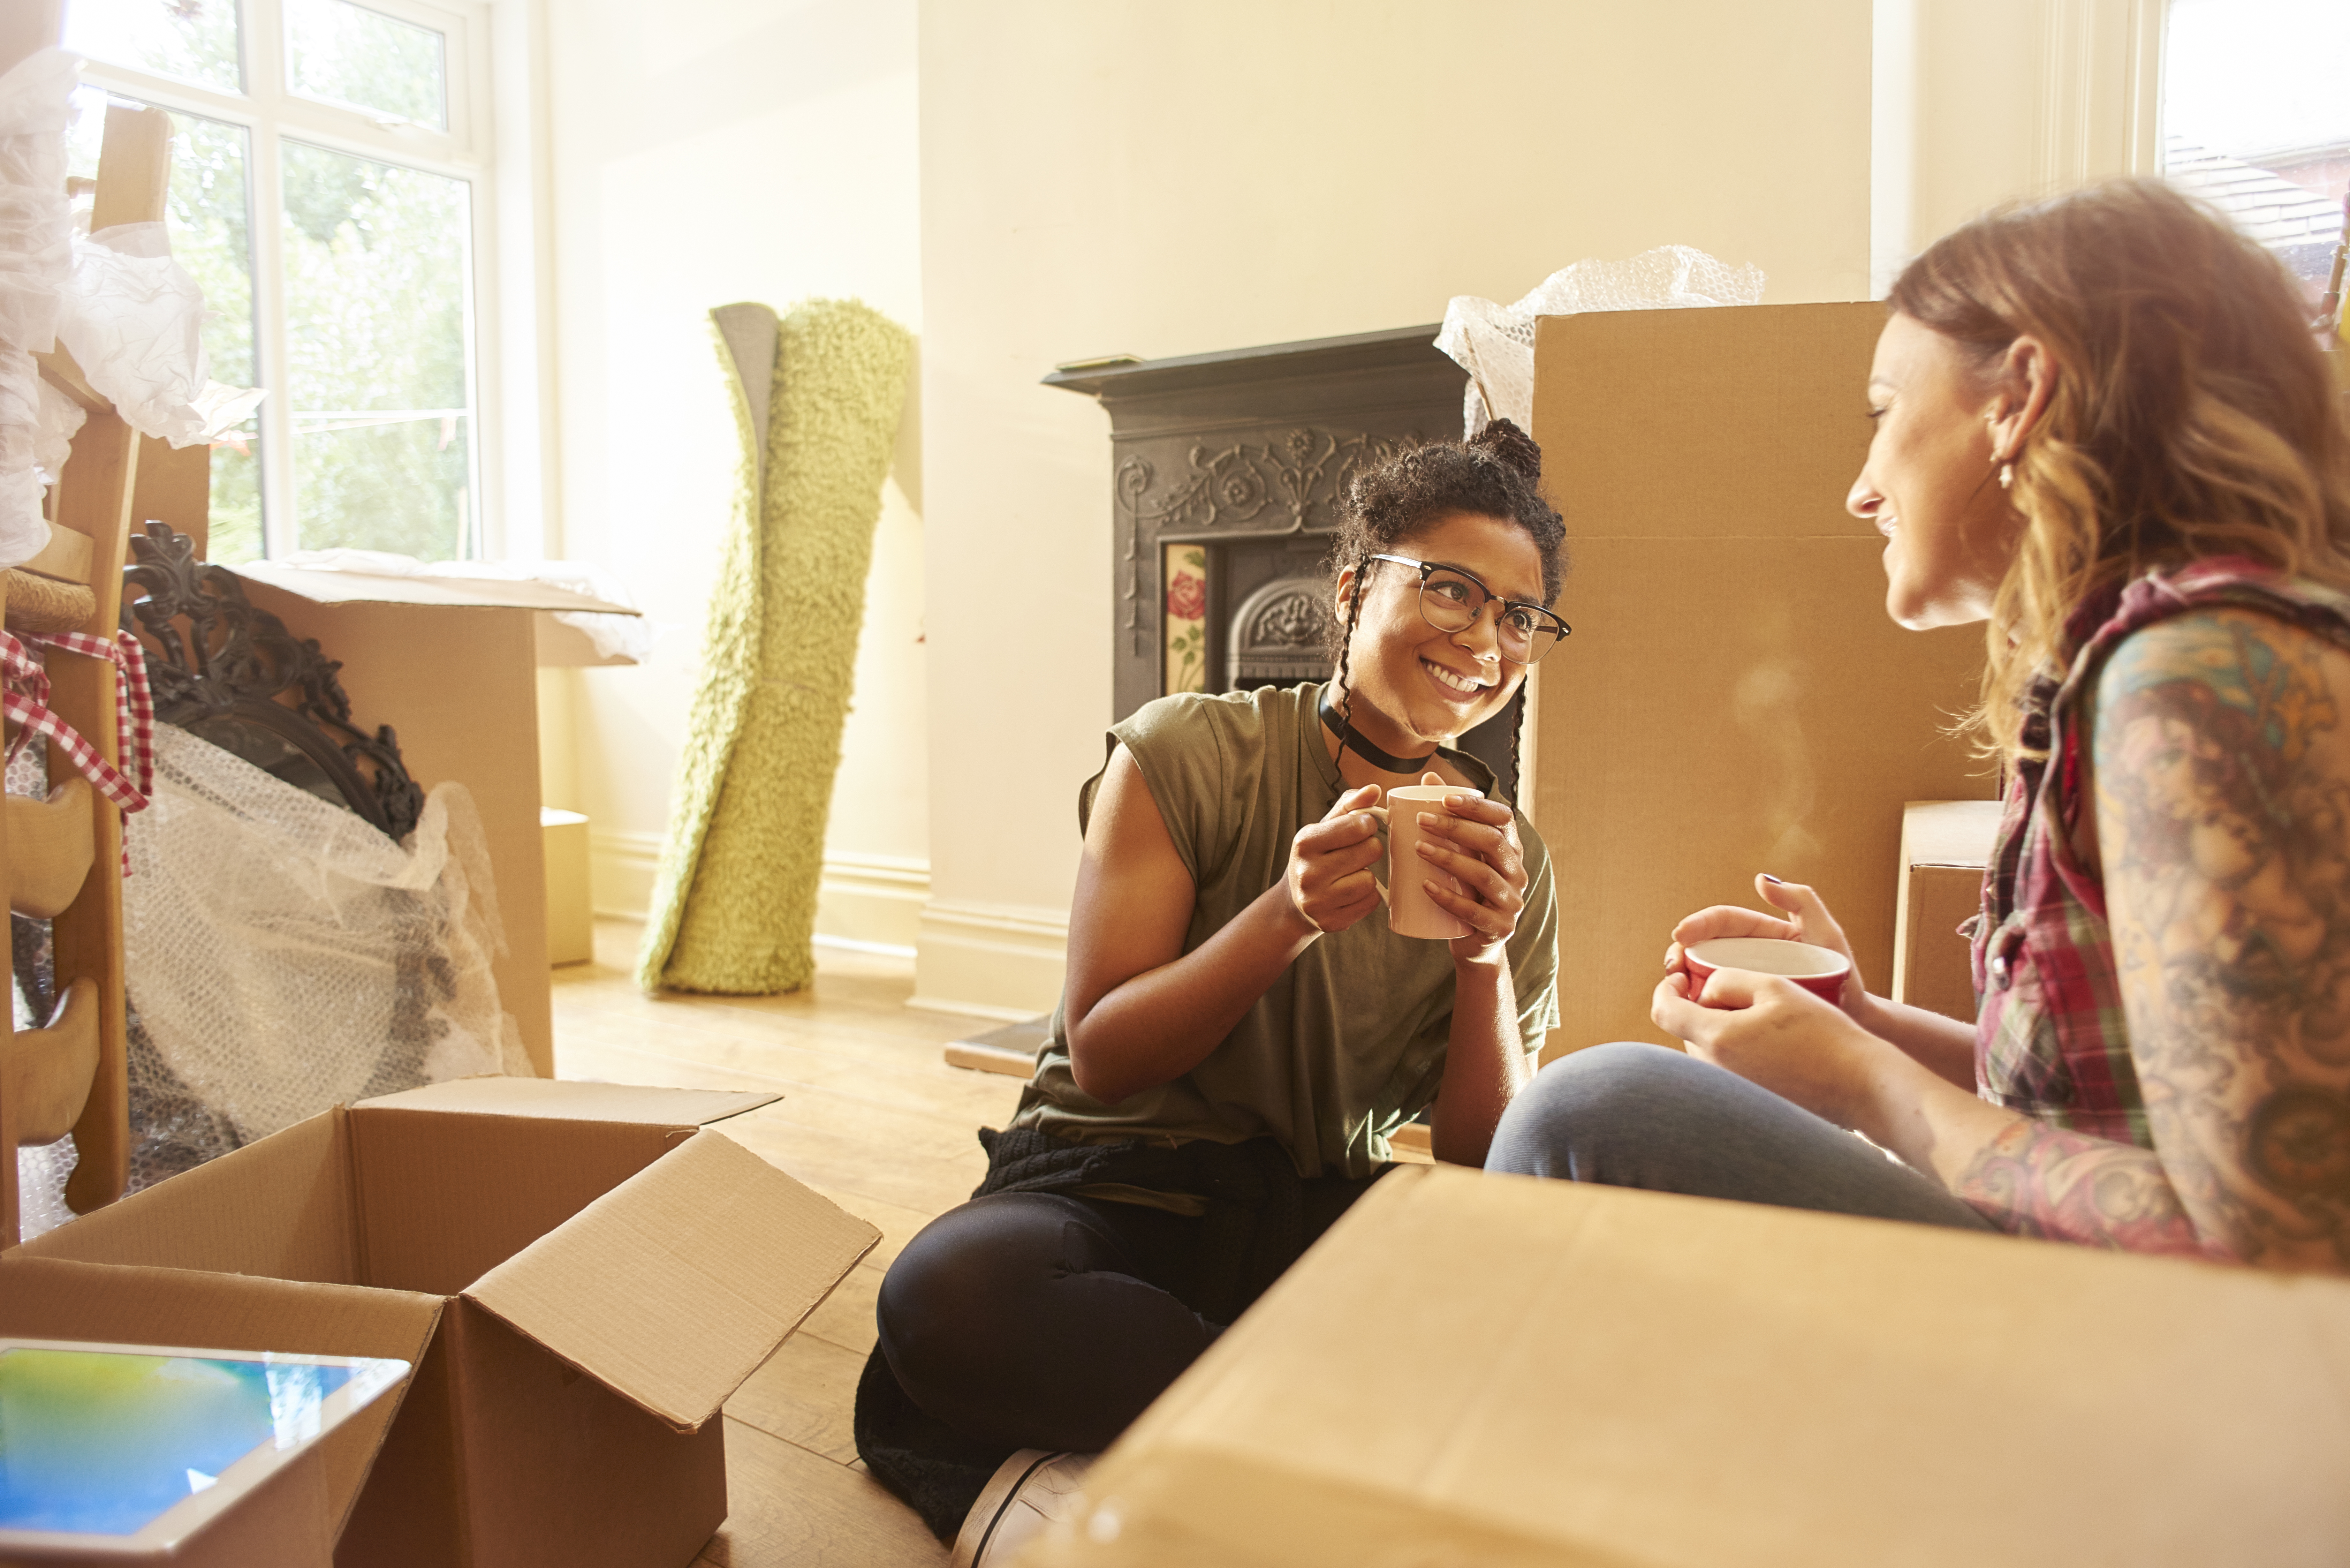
[1324,418,1569,800]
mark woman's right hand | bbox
[1665,872,1870,1017]
[1285,784,1387,935]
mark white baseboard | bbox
[590,831,931,954]
[815,851,929,952]
[910,899,1069,1021]
[588,835,1068,1016]
[813,933,918,960]
[590,828,664,919]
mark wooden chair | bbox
[0,94,177,1244]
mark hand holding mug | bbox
[1285,784,1387,936]
[1650,962,1876,1126]
[1665,873,1868,1017]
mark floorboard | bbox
[556,918,997,1567]
[696,1419,946,1568]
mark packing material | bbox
[224,563,642,1077]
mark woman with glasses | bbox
[1491,180,2350,1272]
[858,420,1569,1558]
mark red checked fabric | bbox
[1970,559,2350,1149]
[0,628,156,872]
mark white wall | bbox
[540,0,929,951]
[912,0,1877,1018]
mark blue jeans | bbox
[1486,1042,1997,1231]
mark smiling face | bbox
[1333,510,1545,752]
[1847,312,2027,630]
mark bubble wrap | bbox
[0,48,75,357]
[1436,245,1767,436]
[0,49,75,572]
[119,723,529,1148]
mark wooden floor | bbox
[551,917,1027,1568]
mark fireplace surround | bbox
[1046,326,1524,797]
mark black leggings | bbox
[875,1179,1372,1453]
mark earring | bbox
[1998,461,2014,491]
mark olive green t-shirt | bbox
[1011,682,1560,1180]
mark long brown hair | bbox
[1889,178,2350,759]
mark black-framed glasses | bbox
[1367,554,1570,665]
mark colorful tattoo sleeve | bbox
[1956,608,2350,1267]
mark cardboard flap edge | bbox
[353,1075,780,1127]
[460,1132,880,1428]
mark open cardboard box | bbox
[1028,1164,2350,1567]
[18,1077,880,1568]
[219,564,642,1077]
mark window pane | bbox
[280,141,472,559]
[63,0,244,95]
[2162,0,2350,312]
[63,87,266,565]
[284,0,448,131]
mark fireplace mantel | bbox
[1045,326,1522,796]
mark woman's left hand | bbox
[1405,772,1529,966]
[1651,966,1884,1127]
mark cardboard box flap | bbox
[356,1075,778,1126]
[18,1110,360,1284]
[0,1256,443,1542]
[1043,1166,2350,1567]
[463,1130,879,1430]
[228,561,639,615]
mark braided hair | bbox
[1325,418,1567,804]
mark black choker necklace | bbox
[1319,695,1441,775]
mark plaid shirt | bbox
[1972,559,2350,1147]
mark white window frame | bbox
[2035,0,2166,192]
[1872,0,2167,297]
[70,0,504,561]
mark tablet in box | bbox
[0,1340,407,1557]
[0,1258,442,1568]
[19,1078,880,1568]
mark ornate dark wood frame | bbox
[121,522,423,840]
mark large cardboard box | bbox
[0,1255,437,1566]
[222,565,641,1076]
[1031,1165,2350,1566]
[1530,304,1997,1055]
[18,1078,880,1567]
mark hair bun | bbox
[1470,418,1542,482]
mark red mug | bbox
[1682,938,1850,1007]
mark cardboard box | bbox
[0,1255,437,1566]
[1031,1164,2350,1567]
[1530,304,1998,1056]
[18,1078,881,1568]
[542,808,593,966]
[222,565,641,1076]
[1894,799,2004,1021]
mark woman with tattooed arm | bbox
[1489,179,2350,1269]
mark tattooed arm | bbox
[1666,607,2350,1266]
[1911,608,2350,1262]
[2039,607,2350,1267]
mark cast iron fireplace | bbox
[1045,325,1522,797]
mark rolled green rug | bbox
[637,298,914,994]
